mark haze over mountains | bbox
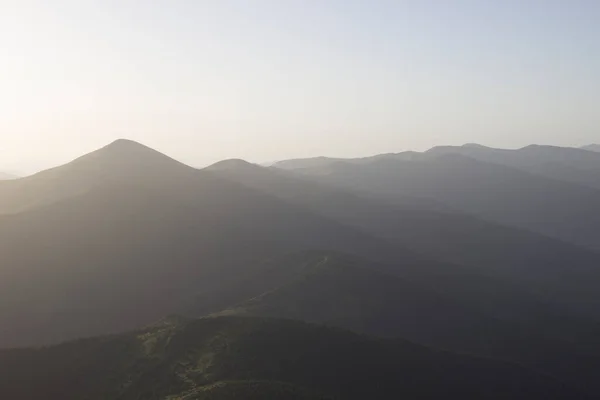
[1,139,600,399]
[276,144,600,250]
[0,172,17,180]
[582,144,600,152]
[275,143,600,190]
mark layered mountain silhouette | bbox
[0,316,590,400]
[274,144,600,189]
[276,150,600,250]
[427,144,600,189]
[3,139,600,397]
[210,157,600,321]
[0,141,425,348]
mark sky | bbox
[1,0,599,173]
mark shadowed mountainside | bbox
[276,153,600,250]
[210,158,600,321]
[210,253,600,395]
[2,140,600,396]
[0,316,589,400]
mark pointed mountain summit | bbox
[0,139,197,214]
[76,138,169,162]
[66,138,192,175]
[82,138,157,160]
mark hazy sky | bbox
[1,1,599,173]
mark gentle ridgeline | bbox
[2,140,600,398]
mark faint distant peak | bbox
[427,144,493,154]
[426,145,452,150]
[581,144,600,153]
[273,156,342,171]
[519,144,582,153]
[206,158,259,171]
[353,151,424,164]
[520,144,546,150]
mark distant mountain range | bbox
[0,172,17,180]
[273,144,600,250]
[2,140,600,398]
[581,144,600,152]
[275,143,600,189]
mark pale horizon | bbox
[5,137,600,177]
[2,1,599,174]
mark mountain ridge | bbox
[211,154,600,321]
[276,151,600,250]
[581,144,600,152]
[0,138,198,215]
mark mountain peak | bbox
[207,159,258,171]
[47,138,196,183]
[520,144,546,150]
[520,144,566,151]
[99,138,157,154]
[71,139,181,167]
[107,138,142,145]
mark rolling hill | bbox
[210,253,600,395]
[0,316,588,400]
[216,253,520,348]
